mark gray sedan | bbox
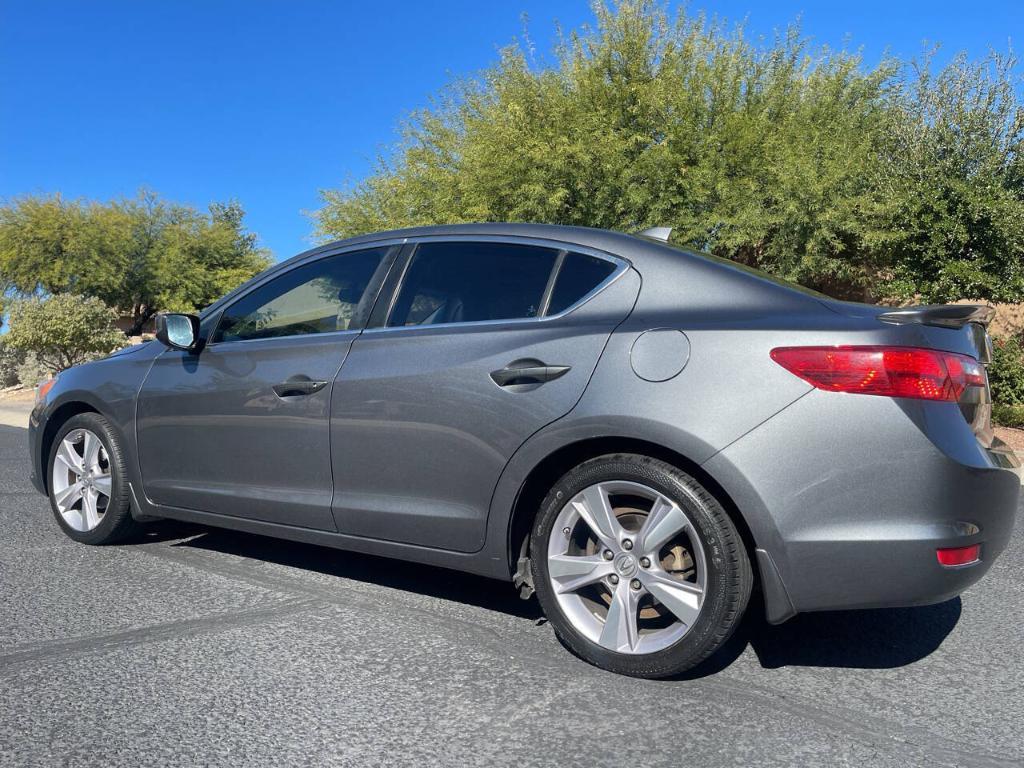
[27,223,1021,677]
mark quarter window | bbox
[214,247,390,342]
[388,242,559,327]
[547,252,618,315]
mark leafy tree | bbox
[0,191,272,334]
[313,1,1024,304]
[4,295,127,375]
[876,52,1024,303]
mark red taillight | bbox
[936,544,981,566]
[770,346,985,402]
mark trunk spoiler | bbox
[878,304,995,365]
[877,304,995,329]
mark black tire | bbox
[530,453,752,678]
[47,412,141,545]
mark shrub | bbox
[988,335,1024,406]
[992,403,1024,429]
[0,338,23,388]
[15,351,50,388]
[4,294,127,376]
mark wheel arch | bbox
[505,436,760,587]
[38,400,102,494]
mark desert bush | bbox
[989,335,1024,407]
[15,351,50,388]
[4,294,127,376]
[992,403,1024,429]
[0,338,23,388]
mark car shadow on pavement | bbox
[747,597,962,669]
[156,523,545,621]
[674,593,962,679]
[148,523,961,675]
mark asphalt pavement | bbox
[1,420,1022,767]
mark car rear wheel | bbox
[48,413,140,544]
[530,453,752,678]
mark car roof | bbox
[289,223,650,266]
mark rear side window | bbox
[547,252,617,315]
[214,247,389,342]
[388,242,558,327]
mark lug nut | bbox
[609,574,619,585]
[602,549,614,560]
[630,579,642,590]
[622,539,633,551]
[639,556,651,568]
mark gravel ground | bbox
[1,422,1022,767]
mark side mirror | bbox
[155,313,201,352]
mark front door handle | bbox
[490,362,571,388]
[273,378,328,398]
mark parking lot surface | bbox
[1,422,1022,767]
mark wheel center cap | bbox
[613,552,638,577]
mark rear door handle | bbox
[273,378,328,398]
[490,363,571,388]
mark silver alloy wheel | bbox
[51,428,111,532]
[546,480,707,654]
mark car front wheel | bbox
[47,412,140,544]
[530,453,752,678]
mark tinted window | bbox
[214,247,389,342]
[388,242,558,327]
[547,252,617,315]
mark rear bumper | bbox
[770,476,1018,615]
[704,391,1021,621]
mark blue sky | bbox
[1,1,1020,262]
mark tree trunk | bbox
[127,305,155,337]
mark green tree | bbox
[0,191,272,334]
[313,1,1024,304]
[4,295,127,375]
[876,52,1024,302]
